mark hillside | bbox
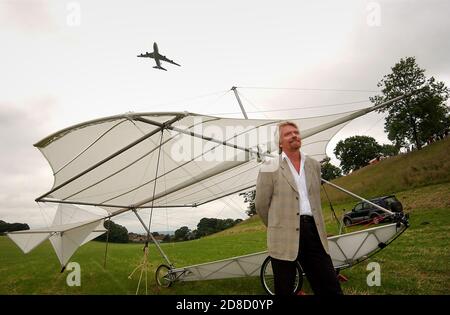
[321,137,450,204]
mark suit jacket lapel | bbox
[280,156,299,193]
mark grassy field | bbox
[0,139,449,295]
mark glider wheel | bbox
[155,264,175,288]
[260,256,303,295]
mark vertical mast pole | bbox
[231,86,248,119]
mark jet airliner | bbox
[137,42,181,71]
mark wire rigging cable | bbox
[149,89,230,108]
[214,99,370,116]
[236,86,380,93]
[236,90,269,118]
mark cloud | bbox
[0,98,57,227]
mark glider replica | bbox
[7,88,413,294]
[137,42,181,71]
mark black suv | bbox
[342,195,403,226]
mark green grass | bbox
[1,182,448,294]
[1,139,449,294]
[0,228,267,295]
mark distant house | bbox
[128,232,166,243]
[128,233,147,243]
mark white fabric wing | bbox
[49,220,102,267]
[7,204,106,267]
[7,232,51,254]
[34,111,362,211]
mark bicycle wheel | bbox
[260,256,303,295]
[155,264,174,288]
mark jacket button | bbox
[296,213,300,216]
[296,196,299,200]
[296,228,299,231]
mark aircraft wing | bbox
[137,52,155,58]
[159,55,181,66]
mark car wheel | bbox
[370,214,381,224]
[343,218,352,226]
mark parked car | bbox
[342,195,403,226]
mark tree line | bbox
[93,217,244,243]
[171,217,243,242]
[0,220,29,235]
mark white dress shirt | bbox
[281,151,313,216]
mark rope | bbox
[128,242,150,295]
[128,130,164,295]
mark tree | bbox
[370,57,449,150]
[189,230,199,240]
[196,217,240,238]
[0,220,29,235]
[320,157,342,181]
[380,144,399,157]
[96,220,128,243]
[239,190,256,217]
[334,136,382,174]
[174,226,191,241]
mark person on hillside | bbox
[255,121,343,295]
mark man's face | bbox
[280,124,301,152]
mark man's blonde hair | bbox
[274,121,300,154]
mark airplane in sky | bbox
[137,42,181,71]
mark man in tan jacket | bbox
[256,121,342,295]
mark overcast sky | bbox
[1,0,449,233]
